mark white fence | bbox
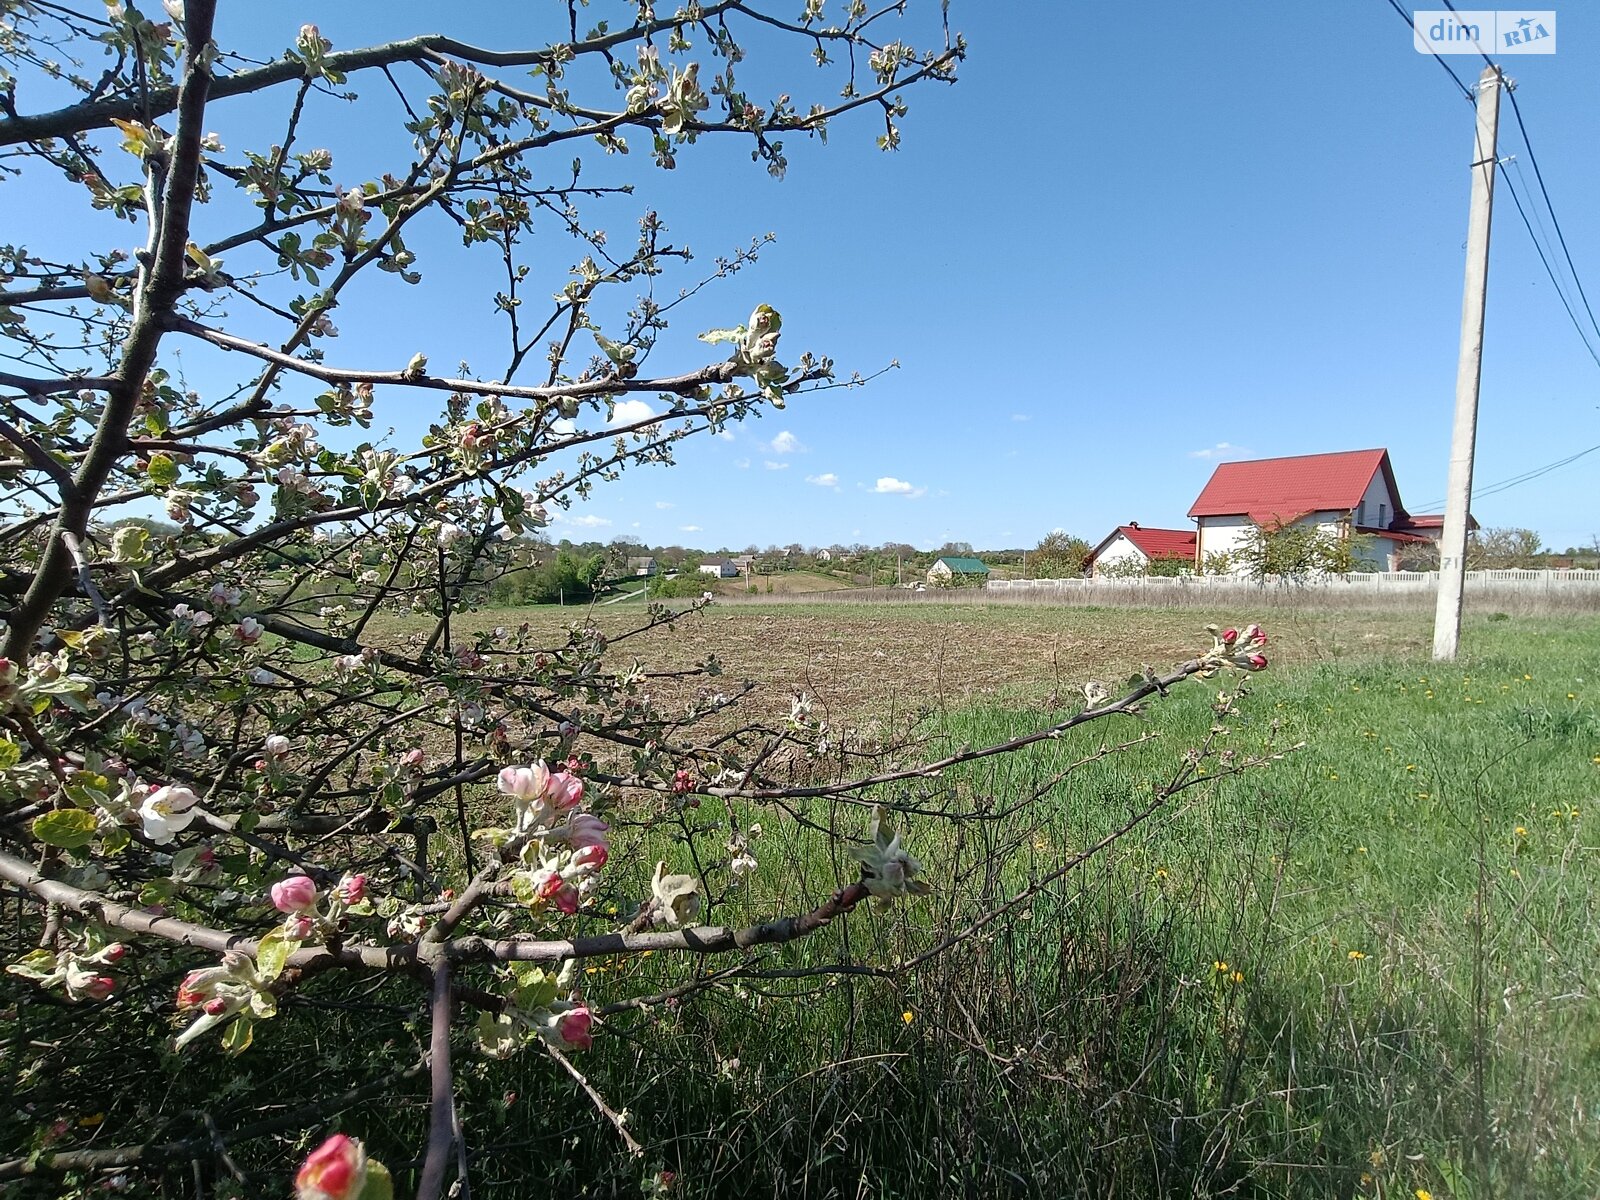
[985,570,1600,595]
[730,569,1600,613]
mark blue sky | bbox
[12,3,1599,551]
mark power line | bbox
[1381,0,1600,370]
[1436,0,1600,346]
[1504,88,1600,346]
[1499,169,1600,369]
[1383,0,1473,98]
[1412,441,1600,512]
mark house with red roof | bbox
[1187,448,1453,573]
[1087,523,1197,576]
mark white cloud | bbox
[631,521,641,528]
[1189,441,1250,460]
[608,398,657,427]
[805,473,839,488]
[680,524,702,533]
[767,430,805,454]
[654,500,675,510]
[735,457,750,469]
[874,476,925,497]
[562,513,612,529]
[715,429,735,441]
[763,460,789,471]
[1011,413,1031,422]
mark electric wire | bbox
[1411,441,1600,512]
[1438,0,1600,346]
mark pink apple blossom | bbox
[295,1134,367,1200]
[337,874,366,905]
[573,844,608,870]
[555,1006,593,1050]
[284,914,315,941]
[546,771,584,810]
[498,762,550,800]
[271,875,318,914]
[559,812,609,850]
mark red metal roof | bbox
[1188,448,1401,524]
[1090,523,1196,563]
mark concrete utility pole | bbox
[1433,64,1505,661]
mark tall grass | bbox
[5,616,1595,1198]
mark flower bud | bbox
[271,875,318,914]
[1247,653,1268,671]
[1221,628,1238,644]
[337,874,366,905]
[203,996,228,1016]
[295,1134,367,1200]
[176,971,209,1009]
[104,943,127,963]
[573,844,608,870]
[83,976,116,1002]
[555,1006,593,1051]
[498,762,550,800]
[546,771,584,810]
[264,734,291,758]
[285,914,315,941]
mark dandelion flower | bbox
[1348,950,1367,961]
[901,1010,915,1025]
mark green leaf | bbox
[138,878,178,906]
[697,326,745,347]
[359,1160,394,1200]
[145,453,180,487]
[5,948,60,982]
[221,1015,254,1056]
[31,809,98,849]
[255,928,300,983]
[0,738,19,770]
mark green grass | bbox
[531,614,1600,1197]
[7,615,1597,1198]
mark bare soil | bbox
[416,602,1432,727]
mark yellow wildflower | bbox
[901,1010,915,1025]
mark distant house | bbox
[926,555,990,586]
[816,548,832,562]
[730,554,756,574]
[1188,448,1459,573]
[626,556,657,577]
[1087,523,1196,576]
[699,555,740,579]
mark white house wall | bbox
[1355,471,1397,529]
[1092,534,1148,574]
[1196,515,1252,566]
[1201,511,1367,574]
